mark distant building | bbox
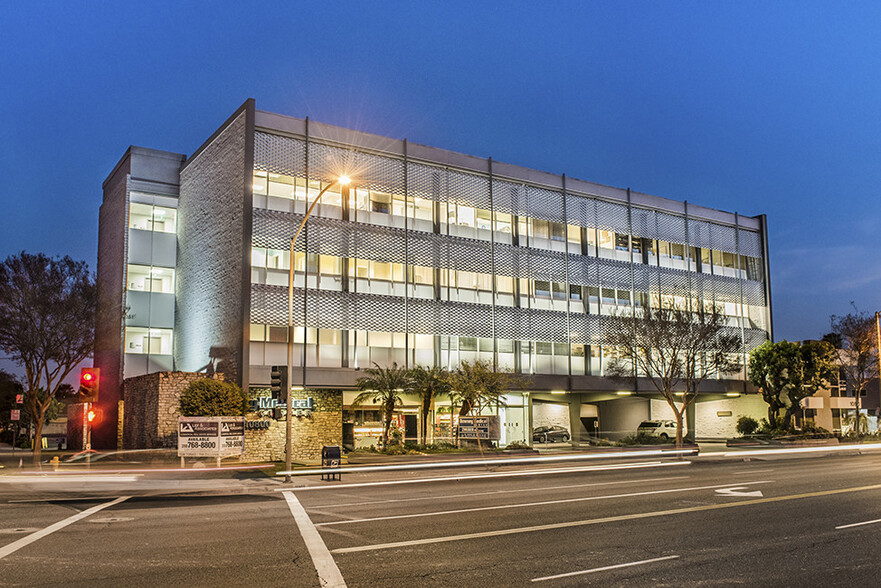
[89,99,772,449]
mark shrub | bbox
[736,416,759,436]
[504,440,530,450]
[179,379,248,416]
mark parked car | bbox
[532,425,570,443]
[637,420,678,440]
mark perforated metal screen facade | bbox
[252,131,770,355]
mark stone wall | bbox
[122,371,342,462]
[243,389,343,463]
[123,371,212,449]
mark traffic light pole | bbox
[85,402,91,468]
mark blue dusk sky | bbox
[1,1,880,344]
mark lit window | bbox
[126,265,174,293]
[129,203,177,233]
[125,327,172,355]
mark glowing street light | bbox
[285,175,351,482]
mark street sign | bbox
[457,416,501,440]
[10,409,20,421]
[177,417,245,457]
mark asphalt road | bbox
[3,452,881,586]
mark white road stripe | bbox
[836,518,881,530]
[277,448,696,476]
[0,496,129,561]
[275,460,690,493]
[308,475,691,509]
[531,555,680,581]
[283,491,346,588]
[315,480,772,527]
[332,482,881,554]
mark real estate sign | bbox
[457,415,501,440]
[178,416,244,457]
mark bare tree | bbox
[829,311,878,436]
[0,253,96,462]
[605,303,741,446]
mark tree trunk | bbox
[32,417,44,464]
[674,410,684,448]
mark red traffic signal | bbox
[86,408,103,424]
[79,368,100,402]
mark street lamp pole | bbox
[285,176,350,482]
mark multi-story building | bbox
[92,99,772,449]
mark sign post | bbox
[457,416,501,441]
[177,417,245,467]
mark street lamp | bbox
[284,175,350,482]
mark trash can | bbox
[321,445,341,481]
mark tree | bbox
[748,340,800,424]
[179,379,249,416]
[409,365,450,445]
[449,360,514,418]
[782,340,837,428]
[0,253,97,462]
[352,363,411,447]
[605,303,741,446]
[829,311,879,437]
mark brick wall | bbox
[176,101,254,386]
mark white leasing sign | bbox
[178,417,245,457]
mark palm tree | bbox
[409,366,451,445]
[352,362,411,447]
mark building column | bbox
[568,393,583,447]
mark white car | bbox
[637,420,678,440]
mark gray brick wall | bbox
[89,161,129,449]
[176,102,254,385]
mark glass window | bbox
[567,224,581,246]
[598,230,615,250]
[549,222,566,242]
[532,219,550,240]
[268,173,295,199]
[569,284,583,300]
[615,234,630,251]
[456,204,475,227]
[125,327,172,355]
[534,280,551,298]
[268,326,288,343]
[410,197,433,222]
[552,281,567,300]
[458,337,478,352]
[410,265,434,285]
[535,342,553,355]
[476,209,492,231]
[126,265,174,293]
[251,247,267,268]
[319,255,341,276]
[496,275,514,293]
[129,203,176,233]
[495,212,512,234]
[370,191,391,214]
[252,171,267,195]
[670,243,685,260]
[250,324,265,342]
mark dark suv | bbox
[532,425,570,443]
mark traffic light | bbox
[86,407,103,424]
[270,365,288,401]
[79,368,100,402]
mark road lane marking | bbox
[332,482,881,553]
[308,476,691,509]
[277,448,697,476]
[715,487,764,497]
[315,481,772,527]
[275,461,691,492]
[0,475,142,483]
[836,518,881,530]
[283,491,346,588]
[531,555,680,582]
[0,496,129,561]
[713,443,881,458]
